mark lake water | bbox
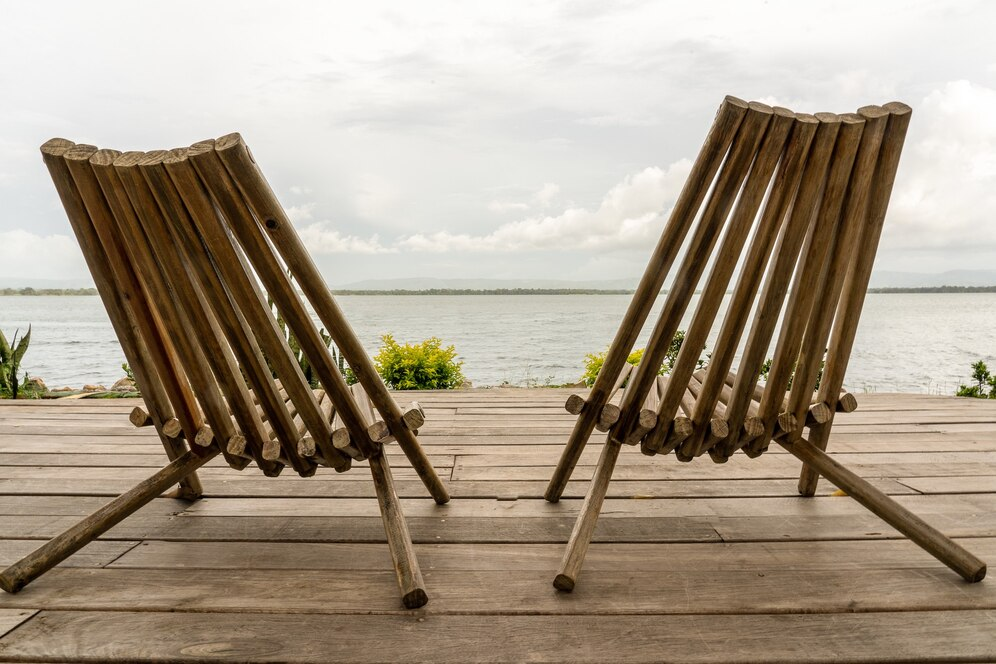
[1,294,994,394]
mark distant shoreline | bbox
[4,286,996,296]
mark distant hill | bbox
[333,277,641,291]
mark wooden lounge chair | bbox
[546,96,988,591]
[0,134,449,608]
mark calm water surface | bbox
[1,294,994,393]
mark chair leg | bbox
[159,433,204,500]
[778,438,987,582]
[545,408,600,503]
[393,428,449,505]
[368,451,429,609]
[553,436,622,591]
[0,449,215,594]
[796,423,830,496]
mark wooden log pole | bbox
[779,438,986,582]
[619,103,773,450]
[112,152,255,472]
[213,135,448,503]
[161,149,322,475]
[183,146,354,468]
[46,142,206,498]
[799,103,913,495]
[543,97,749,501]
[0,449,216,594]
[749,113,870,458]
[715,115,844,459]
[368,451,429,608]
[657,108,795,460]
[687,115,819,460]
[553,437,622,592]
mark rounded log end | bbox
[161,418,183,438]
[747,100,774,115]
[809,402,832,425]
[709,418,730,440]
[64,144,99,162]
[777,412,798,435]
[113,151,147,168]
[187,139,216,156]
[137,150,169,167]
[553,574,576,592]
[598,403,621,428]
[838,392,858,413]
[40,137,75,156]
[227,434,248,457]
[883,101,912,116]
[261,439,283,462]
[638,408,657,429]
[162,147,189,165]
[128,407,152,428]
[814,112,840,124]
[672,416,694,440]
[89,149,121,167]
[402,588,429,609]
[215,132,245,152]
[639,440,659,457]
[723,95,749,110]
[433,492,451,506]
[772,106,795,119]
[743,416,765,439]
[857,104,889,120]
[564,393,586,415]
[794,112,820,125]
[839,112,866,126]
[0,571,23,594]
[967,564,987,583]
[193,425,215,448]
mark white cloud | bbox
[0,230,89,279]
[399,162,691,252]
[288,185,312,196]
[533,182,560,207]
[284,203,315,223]
[487,200,530,213]
[296,222,397,254]
[887,80,996,249]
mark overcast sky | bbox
[2,0,994,285]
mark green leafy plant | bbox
[366,334,465,390]
[956,360,996,398]
[758,354,824,392]
[267,290,347,389]
[122,362,135,382]
[0,326,32,399]
[581,330,698,388]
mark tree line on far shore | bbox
[5,286,996,297]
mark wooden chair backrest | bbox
[40,134,407,477]
[602,97,911,461]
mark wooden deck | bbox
[0,390,994,662]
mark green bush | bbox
[0,326,32,399]
[367,334,465,390]
[956,360,996,398]
[581,330,695,388]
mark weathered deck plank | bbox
[0,391,994,662]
